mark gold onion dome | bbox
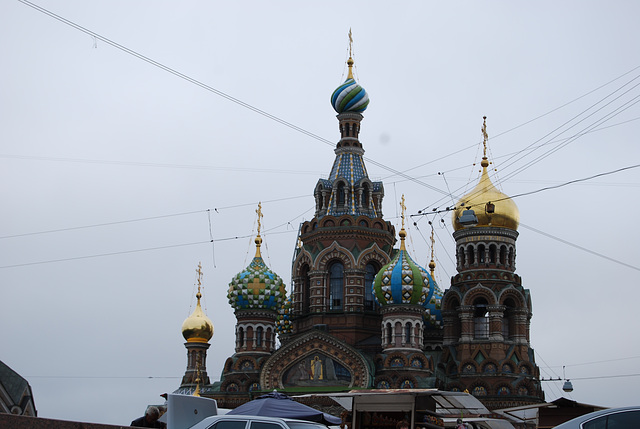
[452,118,520,231]
[182,289,214,343]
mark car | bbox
[553,406,640,428]
[188,414,332,429]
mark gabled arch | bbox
[315,241,356,270]
[260,330,372,389]
[356,242,390,269]
[498,287,527,309]
[442,291,462,311]
[462,284,497,306]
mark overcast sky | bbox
[1,1,640,426]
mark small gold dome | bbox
[181,292,214,343]
[452,157,519,231]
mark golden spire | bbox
[399,194,407,250]
[428,224,436,277]
[347,28,354,79]
[254,202,263,258]
[195,261,203,301]
[481,116,489,168]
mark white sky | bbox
[1,0,639,426]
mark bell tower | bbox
[290,43,395,350]
[440,118,544,409]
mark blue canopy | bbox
[227,391,341,425]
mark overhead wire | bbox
[11,0,640,276]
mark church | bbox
[174,50,545,414]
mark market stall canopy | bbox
[296,389,490,416]
[228,391,342,425]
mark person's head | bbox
[456,418,463,424]
[396,420,409,429]
[145,406,160,423]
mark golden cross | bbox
[400,194,406,230]
[430,225,435,261]
[481,116,488,158]
[196,262,203,294]
[256,202,263,236]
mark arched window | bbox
[362,183,370,209]
[499,245,507,265]
[386,323,393,346]
[329,262,344,310]
[478,244,486,264]
[256,326,263,347]
[404,323,412,344]
[316,185,324,210]
[301,264,311,314]
[238,327,245,348]
[364,263,377,311]
[337,182,345,207]
[459,246,466,267]
[467,245,475,264]
[508,247,514,268]
[489,244,497,264]
[473,298,489,339]
[503,298,515,339]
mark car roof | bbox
[189,414,329,429]
[554,406,640,428]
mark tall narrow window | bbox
[362,183,370,209]
[467,245,475,264]
[478,244,486,263]
[364,263,377,311]
[404,323,412,344]
[238,327,245,348]
[329,262,344,310]
[337,183,345,207]
[301,264,310,314]
[473,298,489,339]
[256,327,263,347]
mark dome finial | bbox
[347,28,354,79]
[399,194,407,250]
[254,202,263,258]
[195,261,203,300]
[481,116,489,168]
[428,224,436,277]
[181,263,214,343]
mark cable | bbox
[0,154,326,176]
[0,210,206,239]
[519,222,640,272]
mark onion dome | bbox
[182,264,214,343]
[331,57,369,113]
[276,295,293,335]
[452,117,519,231]
[227,234,287,311]
[373,196,432,306]
[423,230,443,328]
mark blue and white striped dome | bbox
[331,77,369,113]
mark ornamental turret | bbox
[180,263,212,390]
[440,117,544,409]
[227,203,285,354]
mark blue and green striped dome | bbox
[331,77,369,113]
[423,285,443,329]
[373,247,433,306]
